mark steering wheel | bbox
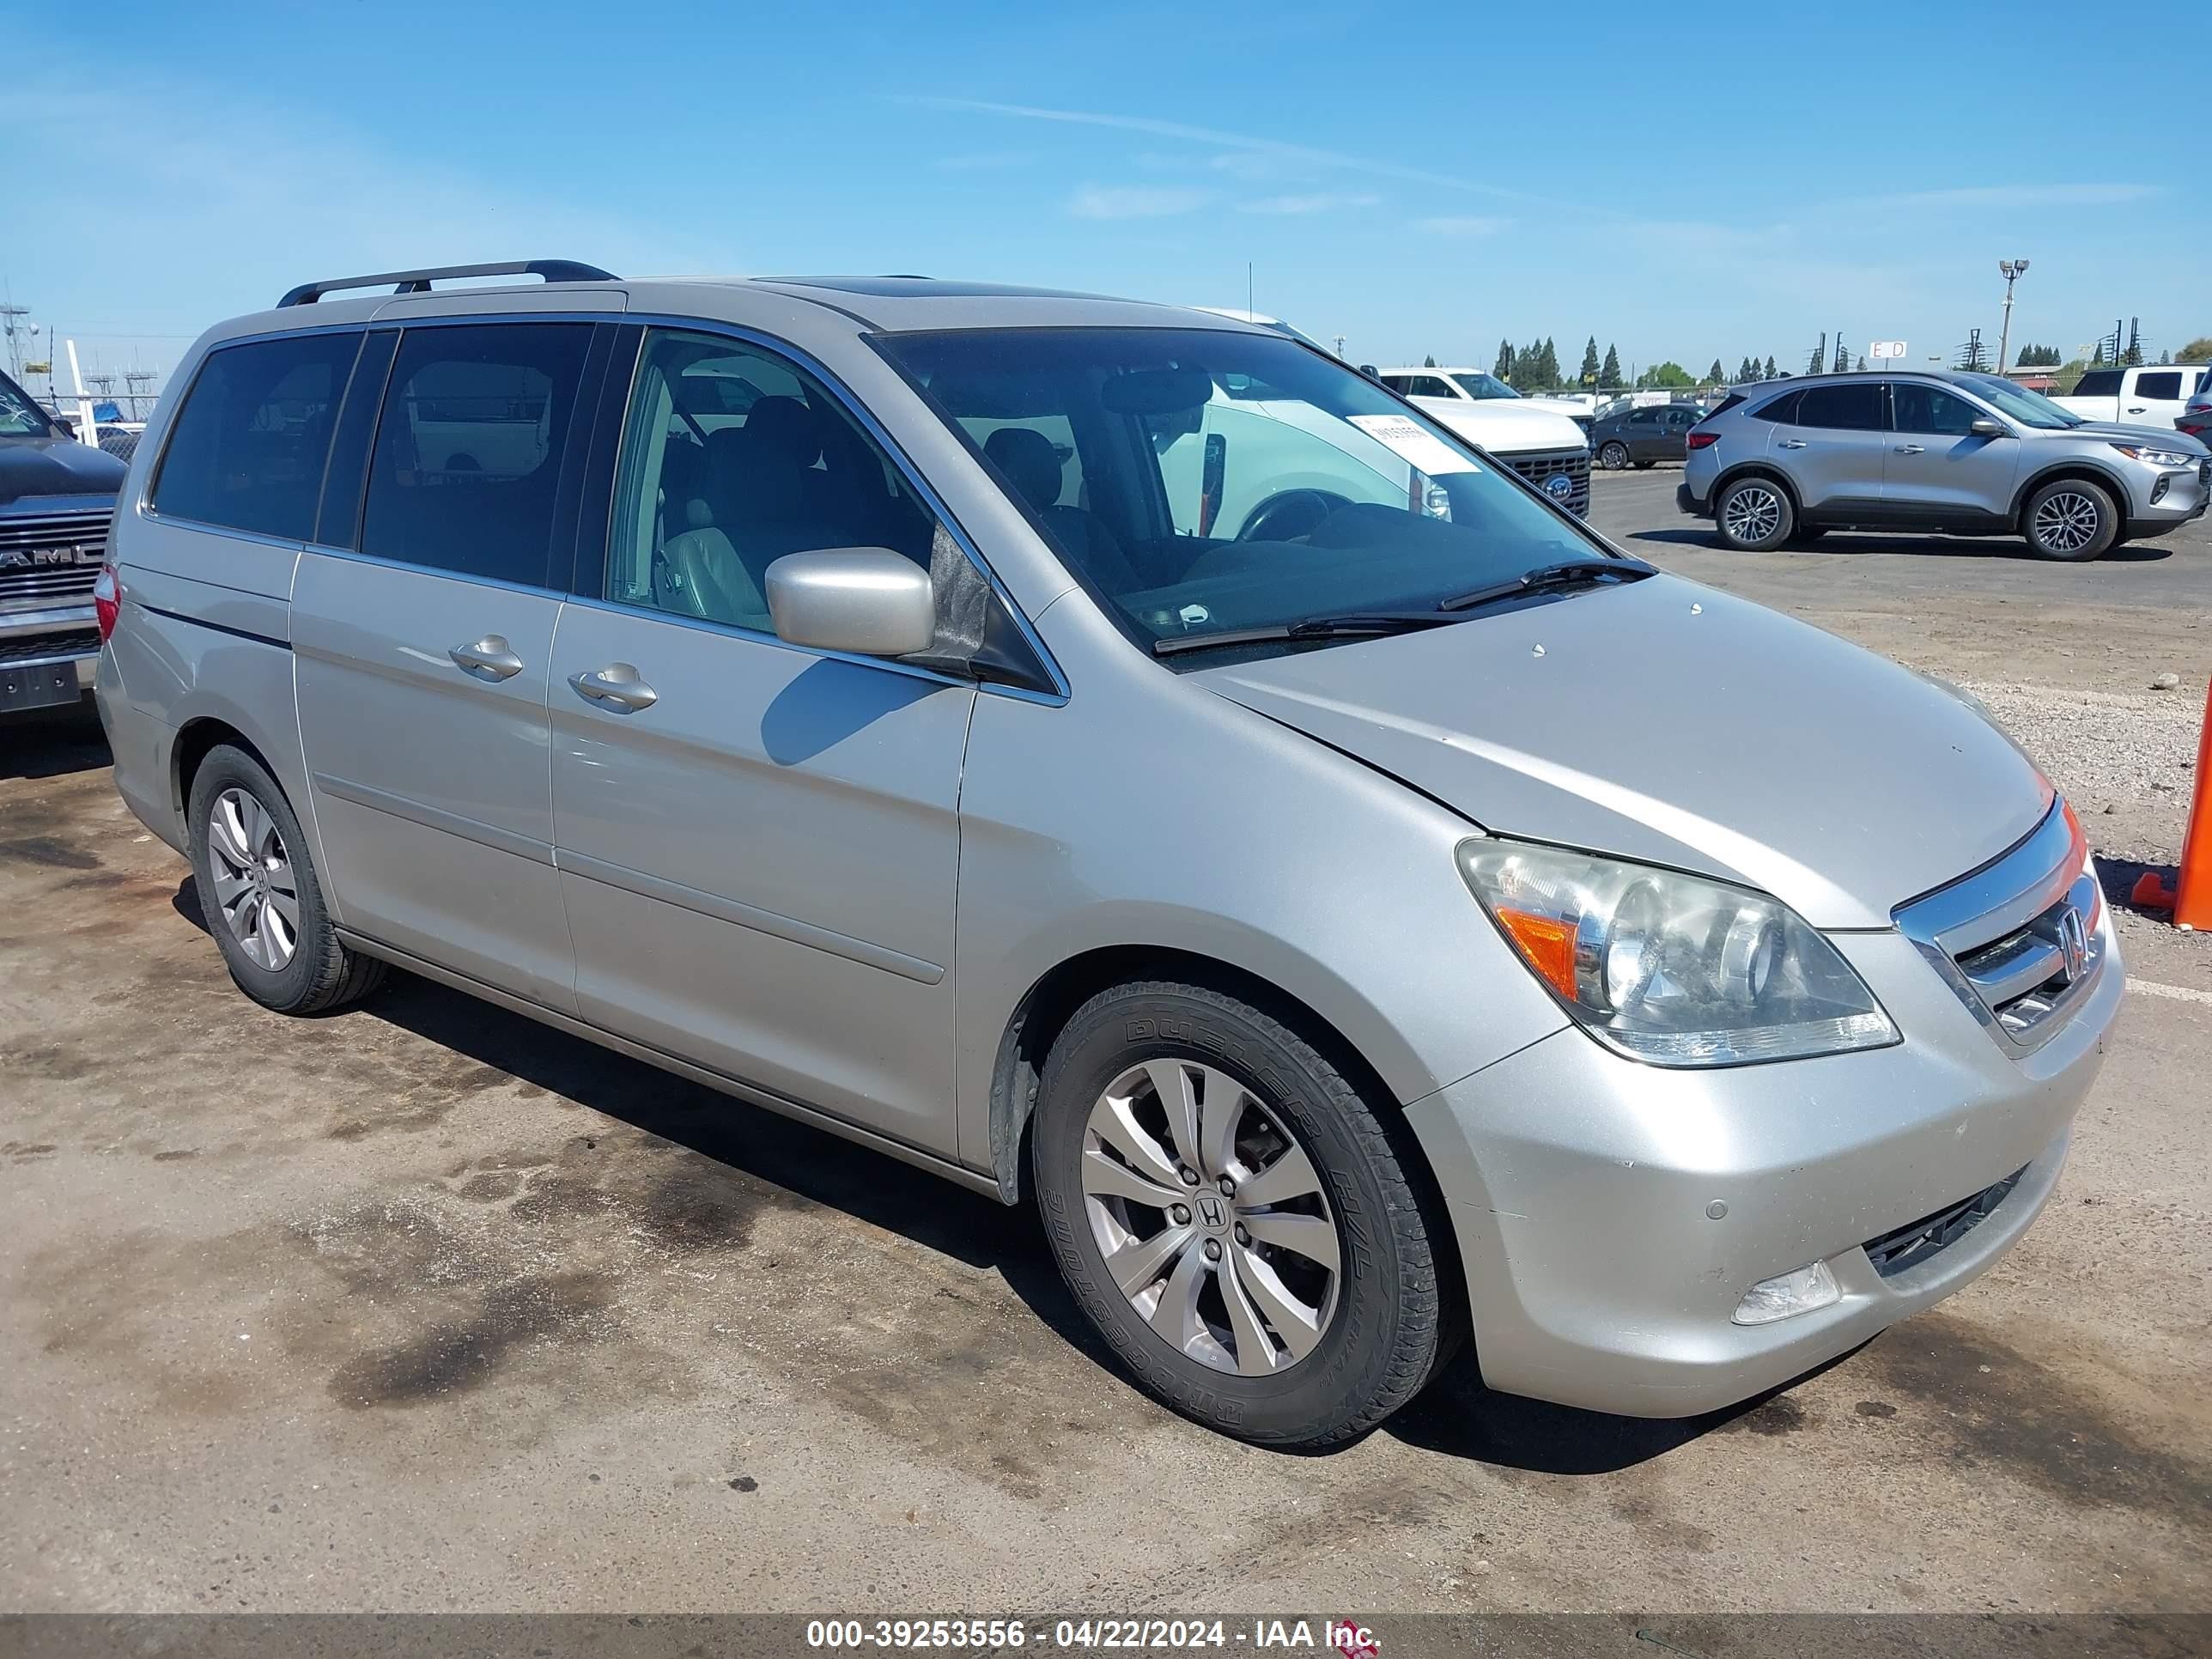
[1235,489,1348,544]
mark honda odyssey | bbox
[97,263,2121,1446]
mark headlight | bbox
[2109,442,2197,469]
[1457,840,1898,1066]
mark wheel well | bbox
[1712,462,1801,511]
[2011,464,2129,529]
[989,945,1407,1204]
[171,719,275,823]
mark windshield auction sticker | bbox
[1346,414,1482,477]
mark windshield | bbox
[875,328,1607,660]
[0,370,54,437]
[1962,374,2084,429]
[1450,372,1518,401]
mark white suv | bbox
[1376,367,1591,514]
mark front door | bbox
[1881,380,2021,518]
[548,326,973,1155]
[294,319,598,1010]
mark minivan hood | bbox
[1197,574,2049,929]
[0,435,129,507]
[1410,398,1589,457]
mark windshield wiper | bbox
[1152,611,1460,658]
[1436,556,1656,614]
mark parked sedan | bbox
[1591,401,1701,470]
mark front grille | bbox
[0,510,111,611]
[1893,805,2103,1055]
[1863,1166,2026,1278]
[0,629,100,665]
[1503,447,1591,516]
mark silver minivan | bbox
[96,264,2122,1447]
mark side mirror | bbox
[764,548,935,659]
[1358,364,1380,380]
[1969,418,2005,438]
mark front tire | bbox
[1031,981,1449,1448]
[1714,475,1796,550]
[187,744,385,1014]
[2022,477,2119,561]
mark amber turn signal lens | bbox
[1493,906,1579,1000]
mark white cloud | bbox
[1239,192,1380,216]
[911,96,1532,200]
[1068,185,1214,220]
[1832,183,2160,212]
[1415,216,1511,236]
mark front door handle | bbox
[449,635,524,680]
[1778,438,1808,449]
[2126,405,2147,414]
[569,663,659,713]
[1894,443,1926,454]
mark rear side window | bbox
[360,323,592,587]
[1704,393,1746,421]
[1795,384,1883,430]
[151,331,364,540]
[2072,369,2123,398]
[1748,390,1802,424]
[2133,371,2183,401]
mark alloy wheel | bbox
[1723,484,1782,544]
[1079,1059,1340,1376]
[1600,441,1629,470]
[2033,489,2100,554]
[206,787,299,970]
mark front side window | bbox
[1960,374,2082,429]
[876,327,1606,660]
[1794,384,1883,431]
[359,322,590,586]
[2133,371,2183,402]
[151,331,363,539]
[604,328,938,631]
[1890,382,1985,436]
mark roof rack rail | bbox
[276,259,619,308]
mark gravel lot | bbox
[3,478,2209,1631]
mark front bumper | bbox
[0,602,100,711]
[2122,457,2208,538]
[1406,904,2121,1418]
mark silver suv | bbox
[97,263,2121,1446]
[1680,369,2209,560]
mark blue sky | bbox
[6,1,2203,395]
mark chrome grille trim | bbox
[0,510,112,615]
[1893,803,2105,1056]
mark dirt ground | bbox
[3,483,2209,1620]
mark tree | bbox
[1832,337,1849,374]
[1493,339,1515,380]
[1600,343,1623,387]
[1539,337,1561,386]
[1762,355,1778,380]
[2182,337,2212,362]
[1705,357,1726,385]
[1578,336,1601,387]
[2014,343,2061,368]
[2055,358,2092,393]
[1422,354,1437,368]
[1854,355,1866,372]
[1635,361,1695,390]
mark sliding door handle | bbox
[569,663,659,713]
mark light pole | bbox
[1996,258,2029,377]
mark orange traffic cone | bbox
[2134,676,2212,933]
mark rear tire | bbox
[1632,459,1656,470]
[187,745,385,1014]
[1598,441,1630,470]
[2021,477,2119,561]
[1030,980,1449,1448]
[1714,475,1796,550]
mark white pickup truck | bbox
[2051,363,2209,430]
[1372,367,1592,515]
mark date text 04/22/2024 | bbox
[804,1618,1382,1653]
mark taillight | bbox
[93,562,120,641]
[1686,430,1721,450]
